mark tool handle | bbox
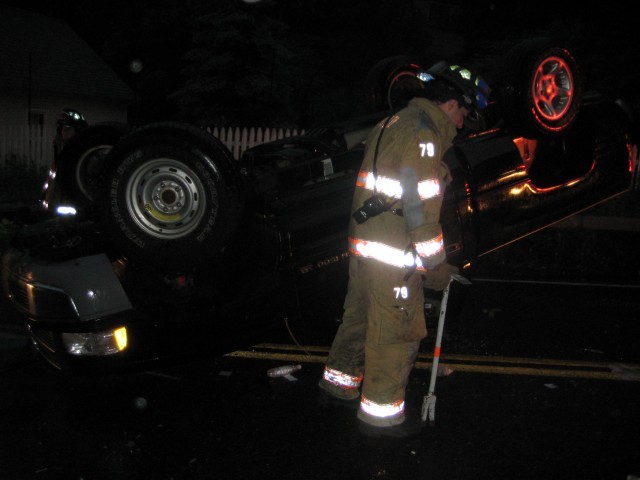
[423,274,471,425]
[427,279,451,393]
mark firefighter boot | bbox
[358,418,423,438]
[317,379,360,410]
[357,409,423,438]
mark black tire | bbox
[363,56,426,113]
[56,122,132,212]
[99,122,244,271]
[500,39,582,137]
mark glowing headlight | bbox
[62,327,128,356]
[56,205,77,216]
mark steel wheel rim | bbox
[125,158,207,239]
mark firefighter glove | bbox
[422,262,459,291]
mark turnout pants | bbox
[322,256,426,426]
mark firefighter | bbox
[53,108,88,161]
[43,109,89,206]
[318,62,491,438]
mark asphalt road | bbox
[1,225,640,480]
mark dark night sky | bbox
[3,0,639,125]
[4,1,636,74]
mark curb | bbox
[555,215,640,232]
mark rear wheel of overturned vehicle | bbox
[100,122,244,271]
[55,122,132,214]
[500,40,582,137]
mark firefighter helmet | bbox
[56,109,88,130]
[418,62,491,113]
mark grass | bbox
[0,217,19,251]
[470,205,640,284]
[0,156,47,251]
[589,191,640,217]
[0,156,47,204]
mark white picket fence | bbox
[0,124,305,169]
[205,125,304,160]
[0,124,57,169]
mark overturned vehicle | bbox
[2,40,639,371]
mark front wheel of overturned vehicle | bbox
[58,123,131,209]
[45,122,132,215]
[100,122,244,271]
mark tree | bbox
[170,1,317,127]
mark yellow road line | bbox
[225,343,640,382]
[253,343,629,369]
[226,350,326,364]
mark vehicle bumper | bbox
[1,247,141,371]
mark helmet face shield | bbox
[417,71,436,83]
[474,77,491,110]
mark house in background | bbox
[0,4,133,167]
